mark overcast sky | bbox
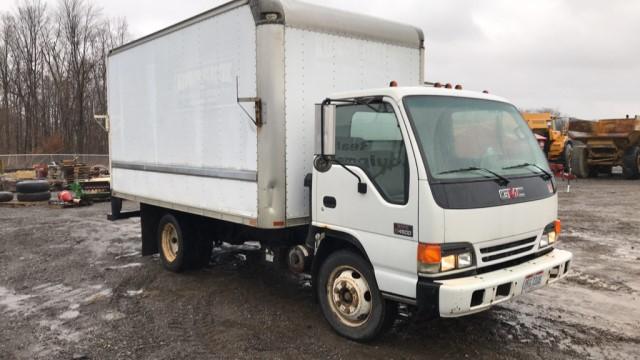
[1,0,638,119]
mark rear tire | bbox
[16,191,50,202]
[571,146,590,178]
[157,213,212,272]
[317,250,396,342]
[622,146,640,179]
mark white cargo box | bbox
[108,0,424,228]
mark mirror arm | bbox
[331,158,367,194]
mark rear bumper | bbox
[416,249,573,317]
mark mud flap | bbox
[140,203,161,256]
[416,279,440,318]
[107,197,140,221]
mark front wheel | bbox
[317,250,396,342]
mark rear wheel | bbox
[622,146,640,179]
[157,213,212,272]
[317,250,396,342]
[158,214,185,272]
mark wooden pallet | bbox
[0,200,46,208]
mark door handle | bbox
[323,196,337,209]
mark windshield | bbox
[403,96,549,181]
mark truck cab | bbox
[311,86,572,340]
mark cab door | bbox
[313,98,419,299]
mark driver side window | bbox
[335,102,409,205]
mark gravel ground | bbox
[0,177,638,359]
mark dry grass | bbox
[3,170,35,180]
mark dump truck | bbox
[569,116,640,179]
[106,0,572,341]
[522,112,573,167]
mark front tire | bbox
[317,250,396,342]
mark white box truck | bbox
[107,0,573,341]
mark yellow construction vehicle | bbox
[522,112,573,167]
[569,116,640,179]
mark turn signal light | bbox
[554,220,562,235]
[418,243,441,264]
[418,243,441,274]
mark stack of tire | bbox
[16,180,51,202]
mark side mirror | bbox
[315,104,336,156]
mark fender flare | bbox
[310,228,372,295]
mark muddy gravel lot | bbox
[0,178,639,360]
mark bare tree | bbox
[0,0,128,155]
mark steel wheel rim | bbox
[161,223,179,262]
[326,265,372,327]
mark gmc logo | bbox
[499,187,526,200]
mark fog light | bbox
[441,255,456,272]
[458,252,472,268]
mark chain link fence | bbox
[0,154,109,172]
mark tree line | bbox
[0,0,128,155]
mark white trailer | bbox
[108,0,572,341]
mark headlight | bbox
[418,243,475,274]
[540,220,561,248]
[441,255,456,272]
[457,252,473,268]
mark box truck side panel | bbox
[108,5,259,220]
[112,168,258,219]
[283,27,422,220]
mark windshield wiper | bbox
[438,167,510,185]
[502,163,552,180]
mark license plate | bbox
[523,271,544,292]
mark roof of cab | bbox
[329,86,511,104]
[110,0,424,56]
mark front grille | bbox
[480,236,537,262]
